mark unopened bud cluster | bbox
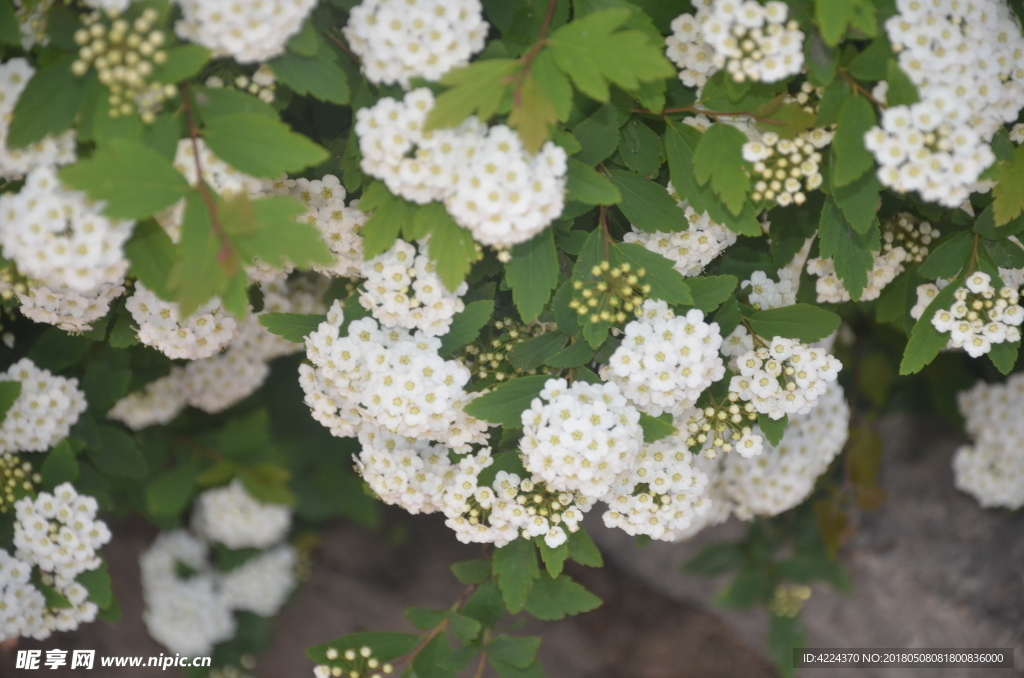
[743,128,830,207]
[767,583,812,617]
[570,261,651,325]
[684,393,761,459]
[0,453,40,513]
[72,9,175,123]
[314,645,394,678]
[461,318,555,381]
[204,66,276,105]
[881,212,934,264]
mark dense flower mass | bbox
[955,373,1024,509]
[193,480,292,550]
[520,378,643,500]
[344,0,488,86]
[125,283,238,360]
[219,545,297,617]
[0,548,49,641]
[807,247,907,303]
[601,300,725,418]
[174,0,318,63]
[0,359,86,454]
[743,270,796,310]
[107,370,187,431]
[0,58,75,180]
[729,336,842,419]
[355,88,567,247]
[16,280,125,333]
[0,167,133,291]
[930,272,1024,357]
[865,0,1024,206]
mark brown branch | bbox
[512,0,561,108]
[474,651,488,678]
[392,581,480,668]
[328,31,362,66]
[840,69,888,110]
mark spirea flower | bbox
[360,239,466,336]
[344,0,488,87]
[17,280,125,333]
[807,247,908,303]
[193,479,292,550]
[742,269,796,310]
[0,359,86,454]
[0,548,50,641]
[355,88,567,247]
[931,271,1023,357]
[125,282,238,360]
[0,58,75,179]
[881,212,934,264]
[600,300,725,418]
[355,426,460,515]
[174,0,317,63]
[179,351,269,414]
[0,167,133,291]
[744,127,829,207]
[954,373,1024,509]
[218,545,296,617]
[520,378,643,500]
[729,336,842,419]
[107,370,187,431]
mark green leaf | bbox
[0,0,19,46]
[683,542,745,576]
[239,464,295,506]
[664,119,710,218]
[885,59,919,107]
[607,169,686,233]
[531,49,573,122]
[0,381,21,426]
[573,103,620,166]
[566,529,603,567]
[202,113,328,178]
[233,194,334,270]
[269,48,351,104]
[746,304,841,343]
[81,347,130,414]
[687,275,738,313]
[545,338,596,368]
[412,632,454,678]
[816,0,877,46]
[76,564,113,610]
[487,636,540,669]
[428,212,478,292]
[508,71,559,153]
[832,171,880,235]
[758,413,788,446]
[194,86,277,120]
[464,375,548,428]
[461,579,504,629]
[490,658,545,678]
[167,193,229,318]
[149,45,210,83]
[918,230,972,280]
[59,138,190,219]
[769,614,805,678]
[27,329,92,372]
[87,425,148,478]
[693,123,750,215]
[989,340,1020,375]
[40,439,79,490]
[492,538,540,614]
[611,243,693,305]
[451,559,492,585]
[618,118,663,177]
[547,9,674,102]
[146,459,201,518]
[716,565,772,608]
[125,220,177,301]
[508,332,569,371]
[639,412,677,443]
[537,538,568,578]
[756,101,817,140]
[360,185,415,259]
[984,238,1024,269]
[439,300,495,356]
[565,158,622,205]
[899,276,962,375]
[259,313,327,343]
[425,59,520,130]
[993,144,1024,226]
[845,36,891,81]
[974,203,1024,240]
[818,197,878,300]
[447,612,483,644]
[831,94,876,187]
[506,229,559,323]
[523,574,601,620]
[34,577,73,610]
[8,56,95,149]
[286,17,318,56]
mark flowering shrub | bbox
[1,0,1024,676]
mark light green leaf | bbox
[885,59,919,107]
[194,86,276,120]
[259,313,328,343]
[150,45,210,83]
[425,59,520,130]
[167,192,229,318]
[831,94,876,188]
[537,539,568,578]
[463,375,549,428]
[145,459,201,518]
[8,56,95,149]
[758,413,788,446]
[746,304,842,343]
[567,529,603,567]
[438,300,494,356]
[989,340,1020,375]
[607,169,686,232]
[269,49,351,104]
[232,195,334,269]
[693,123,750,215]
[508,72,559,153]
[202,112,328,178]
[428,211,478,291]
[815,0,877,46]
[639,412,677,443]
[0,381,21,426]
[993,144,1024,226]
[76,563,113,610]
[531,49,573,122]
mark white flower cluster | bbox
[125,282,238,360]
[356,88,567,248]
[807,247,907,304]
[0,359,86,454]
[931,271,1023,357]
[866,0,1024,207]
[954,373,1024,509]
[729,336,842,419]
[219,545,297,617]
[722,383,849,518]
[0,167,132,291]
[360,239,466,336]
[667,0,804,88]
[140,530,236,656]
[743,269,797,310]
[601,300,725,418]
[621,185,737,277]
[355,427,458,515]
[174,0,317,63]
[81,0,135,12]
[193,479,291,550]
[17,281,125,333]
[107,370,187,431]
[0,58,75,180]
[743,128,830,207]
[0,548,50,640]
[520,378,643,500]
[13,0,53,50]
[178,351,270,414]
[602,435,711,541]
[344,0,488,87]
[302,301,488,451]
[881,212,934,264]
[264,175,366,279]
[910,279,946,320]
[7,484,111,637]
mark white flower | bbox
[930,275,1022,358]
[125,282,238,360]
[0,359,86,454]
[954,373,1024,509]
[0,58,76,180]
[218,545,296,617]
[192,479,291,550]
[728,336,842,419]
[17,280,125,333]
[174,0,317,63]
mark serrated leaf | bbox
[687,275,738,313]
[202,112,328,178]
[816,0,877,46]
[425,59,520,130]
[451,559,491,585]
[693,123,750,215]
[270,49,351,104]
[918,229,972,280]
[439,300,494,356]
[150,45,210,84]
[756,101,817,140]
[818,197,878,300]
[145,459,200,518]
[545,338,596,368]
[487,636,540,669]
[899,276,963,375]
[611,243,693,305]
[259,313,327,343]
[531,49,572,122]
[59,138,189,219]
[885,59,919,107]
[88,425,148,478]
[608,169,686,232]
[565,158,622,205]
[989,340,1020,375]
[8,56,95,149]
[974,203,1024,240]
[463,375,548,428]
[506,229,559,323]
[993,144,1024,226]
[231,195,334,269]
[547,9,674,102]
[983,238,1024,269]
[167,192,229,318]
[758,413,788,446]
[831,94,876,188]
[573,103,620,166]
[566,529,603,567]
[523,574,601,620]
[76,563,113,610]
[194,86,276,120]
[0,381,21,426]
[428,212,478,291]
[618,118,663,176]
[639,412,677,443]
[508,72,558,154]
[509,332,569,371]
[746,304,841,343]
[40,439,79,490]
[493,538,540,614]
[832,170,880,235]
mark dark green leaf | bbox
[565,158,622,205]
[747,304,841,343]
[145,459,201,518]
[0,381,21,426]
[76,563,113,609]
[508,332,568,371]
[618,118,662,176]
[428,212,478,292]
[899,276,962,375]
[639,412,677,443]
[544,338,596,368]
[87,425,148,478]
[573,103,620,165]
[608,169,686,233]
[202,113,328,178]
[270,49,351,104]
[492,538,540,614]
[612,243,693,305]
[259,313,327,343]
[487,636,540,669]
[832,171,880,235]
[464,375,549,428]
[439,300,494,356]
[523,574,601,620]
[693,123,750,215]
[566,529,603,567]
[149,45,210,83]
[506,229,559,323]
[831,94,876,187]
[818,197,878,300]
[126,220,177,301]
[758,413,788,446]
[40,439,79,490]
[988,340,1019,375]
[687,275,738,313]
[8,56,94,149]
[918,230,972,280]
[451,559,492,585]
